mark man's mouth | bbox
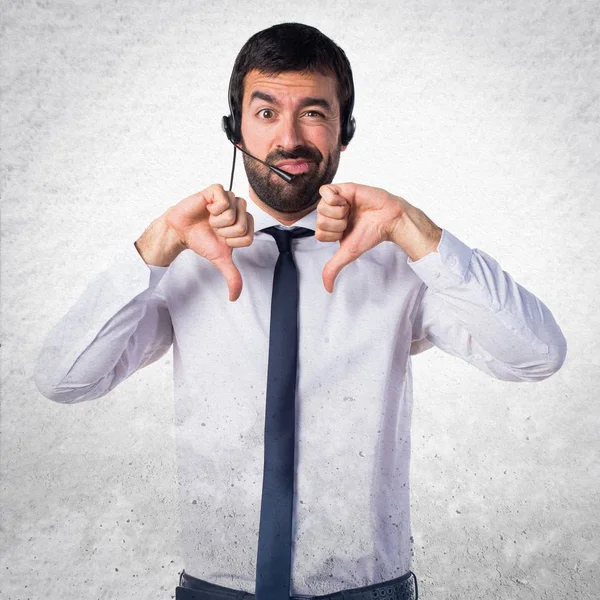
[274,160,315,175]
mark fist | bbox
[166,184,254,301]
[315,186,350,243]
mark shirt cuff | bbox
[407,229,473,290]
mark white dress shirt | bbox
[34,195,567,596]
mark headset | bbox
[221,65,356,190]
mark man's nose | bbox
[274,114,305,150]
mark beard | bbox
[241,142,341,214]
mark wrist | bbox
[390,203,442,262]
[135,214,186,267]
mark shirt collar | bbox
[246,193,317,234]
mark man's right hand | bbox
[135,184,255,302]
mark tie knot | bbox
[261,226,315,253]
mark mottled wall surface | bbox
[1,0,598,598]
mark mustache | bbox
[266,146,322,164]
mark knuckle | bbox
[239,220,249,235]
[216,207,235,226]
[228,233,252,247]
[226,208,237,225]
[230,223,247,238]
[206,183,222,198]
[316,229,337,242]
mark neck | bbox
[248,187,317,226]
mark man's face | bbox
[239,69,347,215]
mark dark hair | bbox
[229,22,354,136]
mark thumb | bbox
[322,246,354,293]
[212,253,243,302]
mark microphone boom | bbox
[235,145,295,183]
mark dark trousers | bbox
[175,569,418,600]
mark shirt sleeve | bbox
[408,229,567,382]
[34,243,173,403]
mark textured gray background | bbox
[1,0,599,598]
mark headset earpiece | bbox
[221,114,238,144]
[340,69,356,146]
[342,116,356,146]
[222,70,242,145]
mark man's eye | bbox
[258,109,275,119]
[305,111,325,118]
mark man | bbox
[35,22,567,600]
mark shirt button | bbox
[448,256,457,266]
[433,271,440,278]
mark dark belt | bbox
[176,569,418,600]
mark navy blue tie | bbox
[255,226,314,600]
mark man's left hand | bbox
[315,182,443,293]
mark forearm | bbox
[34,248,172,403]
[410,230,567,381]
